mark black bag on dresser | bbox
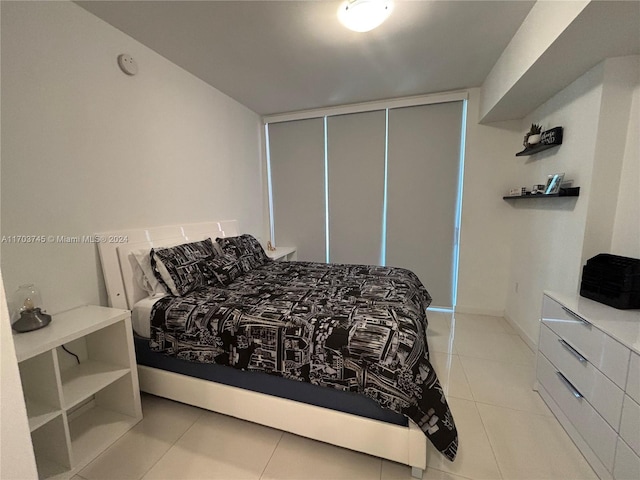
[580,254,640,309]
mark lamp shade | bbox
[11,284,52,333]
[337,0,394,33]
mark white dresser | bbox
[535,291,640,480]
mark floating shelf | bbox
[516,143,561,156]
[503,187,580,200]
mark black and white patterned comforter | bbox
[150,260,458,460]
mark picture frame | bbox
[544,172,565,195]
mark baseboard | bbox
[454,305,505,317]
[503,311,537,352]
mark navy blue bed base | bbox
[134,336,407,427]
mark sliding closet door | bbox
[386,102,463,307]
[268,118,325,262]
[327,111,386,265]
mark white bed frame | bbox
[97,220,427,478]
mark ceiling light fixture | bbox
[337,0,394,33]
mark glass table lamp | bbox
[12,284,52,333]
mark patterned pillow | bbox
[205,252,243,286]
[151,239,218,296]
[216,234,271,273]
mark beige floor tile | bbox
[452,330,533,366]
[452,313,515,335]
[477,403,598,480]
[261,432,382,480]
[79,394,204,480]
[142,411,282,479]
[425,398,502,480]
[427,328,457,355]
[427,311,454,332]
[430,352,474,401]
[458,356,551,416]
[382,461,472,480]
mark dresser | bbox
[535,291,640,480]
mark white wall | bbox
[611,72,640,258]
[1,1,265,316]
[455,89,520,316]
[504,57,639,346]
[480,0,589,121]
[581,56,639,265]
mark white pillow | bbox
[132,246,167,296]
[131,238,190,296]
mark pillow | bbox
[206,252,243,286]
[216,234,271,273]
[130,238,189,297]
[151,239,219,296]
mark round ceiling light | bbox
[337,0,394,33]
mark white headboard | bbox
[97,220,239,310]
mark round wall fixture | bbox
[117,54,138,76]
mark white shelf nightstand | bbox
[266,246,297,262]
[12,305,143,479]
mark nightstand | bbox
[13,305,143,479]
[266,246,297,262]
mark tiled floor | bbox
[75,312,598,480]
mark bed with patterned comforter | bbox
[150,260,458,460]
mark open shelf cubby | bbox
[13,306,142,479]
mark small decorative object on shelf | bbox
[266,240,276,252]
[544,172,565,194]
[11,284,52,333]
[516,126,563,156]
[525,123,543,146]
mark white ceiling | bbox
[76,0,536,116]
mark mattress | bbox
[132,295,164,338]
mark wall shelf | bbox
[516,143,560,156]
[503,187,580,200]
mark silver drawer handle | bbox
[561,306,591,326]
[558,339,589,363]
[556,371,583,399]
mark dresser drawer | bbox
[614,437,640,480]
[539,324,624,430]
[542,295,631,388]
[538,352,618,471]
[626,352,640,404]
[620,395,640,456]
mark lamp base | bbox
[12,309,52,333]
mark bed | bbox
[98,220,457,478]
